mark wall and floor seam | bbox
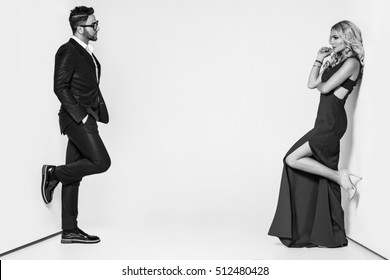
[0,231,62,258]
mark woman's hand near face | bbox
[308,47,332,89]
[316,46,332,61]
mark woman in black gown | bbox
[268,20,364,248]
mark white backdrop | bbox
[0,0,388,258]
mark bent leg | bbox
[285,142,340,185]
[55,118,111,185]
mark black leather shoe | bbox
[61,228,101,244]
[41,165,60,204]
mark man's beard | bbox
[83,29,98,41]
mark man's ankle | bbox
[63,228,78,234]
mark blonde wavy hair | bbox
[325,20,365,70]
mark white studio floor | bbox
[0,220,383,260]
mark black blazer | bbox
[54,38,109,133]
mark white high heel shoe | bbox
[340,169,362,200]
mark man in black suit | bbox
[41,6,110,244]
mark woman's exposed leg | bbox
[285,142,341,184]
[285,142,359,199]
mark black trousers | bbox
[55,116,110,230]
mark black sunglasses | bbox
[79,21,99,31]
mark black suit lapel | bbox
[92,53,101,81]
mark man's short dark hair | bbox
[69,6,94,33]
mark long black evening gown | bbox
[268,57,362,248]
